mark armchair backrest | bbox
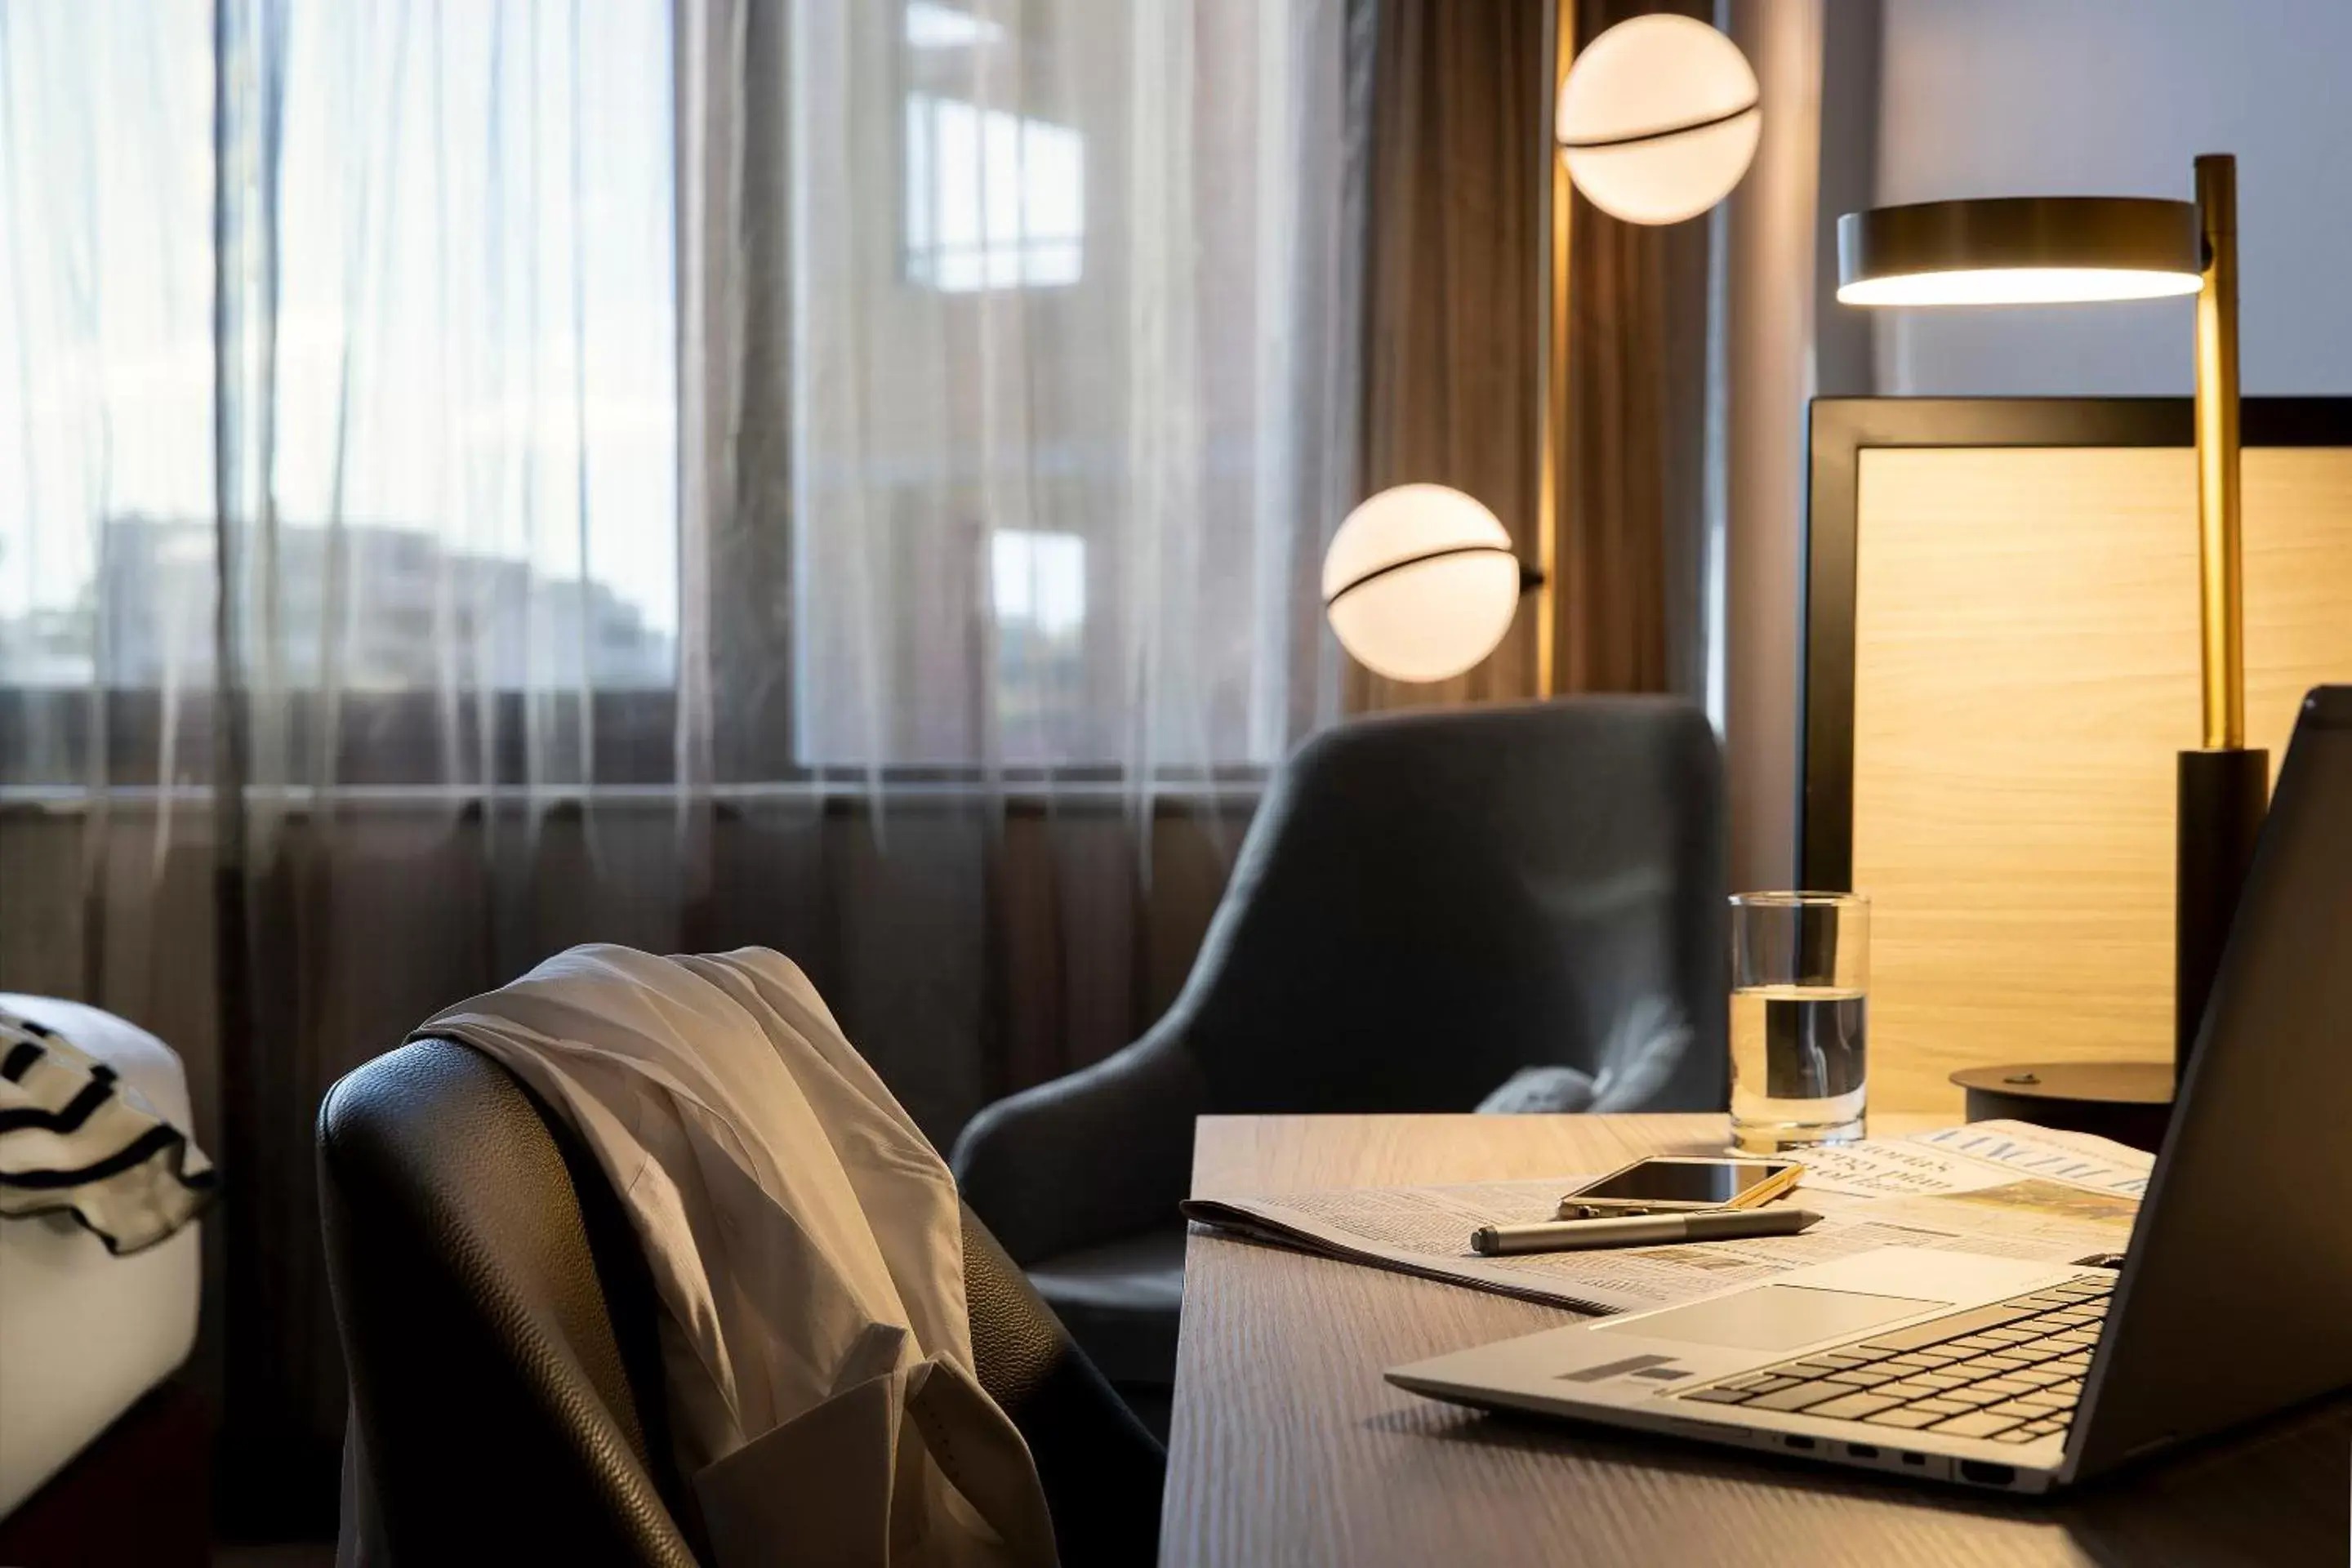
[319,1037,702,1566]
[1171,697,1728,1114]
[320,1038,1164,1567]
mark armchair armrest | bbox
[950,1030,1209,1267]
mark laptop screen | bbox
[2069,686,2352,1480]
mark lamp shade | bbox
[1556,15,1760,226]
[1322,484,1522,684]
[1838,196,2202,306]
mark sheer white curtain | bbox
[3,0,689,1517]
[3,2,675,778]
[707,0,1357,788]
[0,0,1364,1521]
[675,0,1364,1120]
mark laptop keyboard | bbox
[1672,1273,2113,1445]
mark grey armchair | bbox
[950,696,1729,1409]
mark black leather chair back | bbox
[952,697,1726,1352]
[320,1036,1161,1566]
[1178,696,1728,1113]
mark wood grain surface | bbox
[1850,446,2352,1116]
[1161,1114,2350,1566]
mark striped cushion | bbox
[0,1011,215,1255]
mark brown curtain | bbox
[1353,0,1713,708]
[1561,0,1715,695]
[1353,0,1548,711]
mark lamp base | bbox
[1950,1061,2175,1153]
[2176,746,2269,1079]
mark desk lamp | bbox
[1838,155,2266,1095]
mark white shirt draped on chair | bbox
[412,944,1057,1568]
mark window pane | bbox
[0,2,216,697]
[1023,120,1086,246]
[0,1,678,715]
[904,89,1087,296]
[797,0,1339,772]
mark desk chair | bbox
[319,1037,1163,1566]
[951,697,1729,1417]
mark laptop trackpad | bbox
[1597,1285,1951,1352]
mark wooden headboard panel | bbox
[1802,399,2352,1116]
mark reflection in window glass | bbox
[793,0,1345,773]
[989,528,1087,758]
[905,92,1085,293]
[990,530,1086,638]
[903,1,1004,49]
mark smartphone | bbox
[1554,1156,1802,1219]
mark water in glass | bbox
[1731,982,1866,1153]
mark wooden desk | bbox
[1162,1114,2350,1566]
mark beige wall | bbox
[1875,0,2352,399]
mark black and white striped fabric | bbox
[0,1008,216,1254]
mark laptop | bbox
[1387,685,2352,1494]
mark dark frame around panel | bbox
[1799,395,2352,890]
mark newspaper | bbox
[1179,1120,2152,1317]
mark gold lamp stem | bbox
[2194,154,2245,751]
[1535,0,1575,698]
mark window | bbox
[0,3,678,703]
[904,92,1086,293]
[1,1,1348,791]
[786,0,1338,776]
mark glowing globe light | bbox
[1321,484,1524,684]
[1556,14,1760,226]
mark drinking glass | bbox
[1729,892,1869,1154]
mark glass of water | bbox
[1729,892,1869,1154]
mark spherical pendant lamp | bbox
[1321,484,1525,684]
[1556,14,1761,226]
